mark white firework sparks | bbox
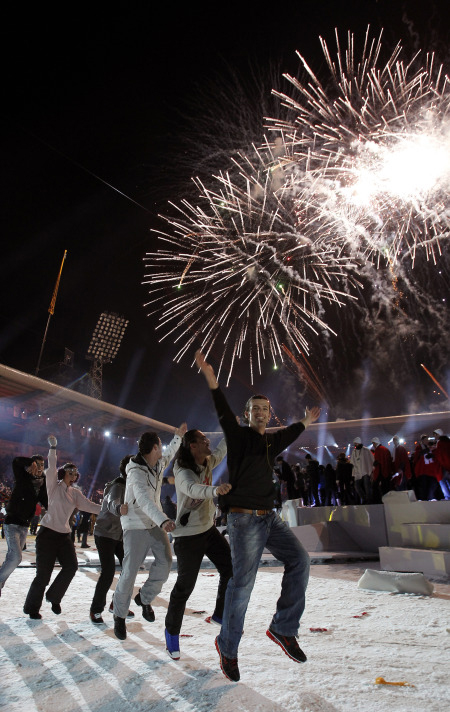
[144,158,359,384]
[144,28,450,384]
[269,27,450,263]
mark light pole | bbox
[86,312,129,399]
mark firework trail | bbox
[270,28,450,264]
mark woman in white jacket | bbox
[164,429,232,660]
[23,436,101,619]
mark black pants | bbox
[416,475,442,501]
[309,478,320,506]
[90,535,124,614]
[24,526,78,612]
[165,526,232,635]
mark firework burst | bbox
[270,27,450,263]
[144,156,359,384]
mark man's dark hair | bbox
[57,462,79,482]
[31,455,44,463]
[138,432,160,455]
[175,429,201,475]
[119,455,132,478]
[305,454,312,460]
[243,394,270,424]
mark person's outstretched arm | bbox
[195,350,218,390]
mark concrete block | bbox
[400,523,450,550]
[379,545,450,580]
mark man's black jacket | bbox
[5,457,48,527]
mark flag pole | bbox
[35,250,67,376]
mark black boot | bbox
[114,615,127,640]
[134,589,155,622]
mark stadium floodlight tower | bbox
[86,312,129,399]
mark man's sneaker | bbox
[90,612,104,624]
[165,629,180,660]
[215,636,240,682]
[114,615,127,640]
[266,627,307,663]
[109,601,135,618]
[134,590,155,622]
[205,614,222,626]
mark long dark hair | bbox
[57,463,79,482]
[119,455,132,479]
[175,429,201,475]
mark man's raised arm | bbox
[195,350,218,390]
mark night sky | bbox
[1,1,449,433]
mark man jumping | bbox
[195,350,320,682]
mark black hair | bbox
[243,394,270,424]
[57,463,79,482]
[119,455,132,478]
[138,432,160,455]
[175,429,201,475]
[31,454,44,463]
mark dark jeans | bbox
[165,526,232,635]
[24,526,78,612]
[355,475,372,504]
[218,511,310,658]
[91,535,124,614]
[416,475,442,501]
[372,476,391,503]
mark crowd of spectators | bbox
[271,428,450,507]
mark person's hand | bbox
[48,435,57,447]
[175,422,188,437]
[161,519,176,532]
[27,462,39,476]
[120,503,128,515]
[302,406,321,427]
[195,350,218,388]
[216,483,232,495]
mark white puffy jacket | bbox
[172,439,227,537]
[121,435,181,531]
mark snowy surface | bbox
[1,546,449,712]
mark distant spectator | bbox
[274,457,296,500]
[392,437,412,491]
[432,429,450,501]
[305,454,320,506]
[78,511,92,548]
[371,437,394,502]
[414,436,443,501]
[350,438,373,504]
[413,434,430,468]
[323,464,338,506]
[336,453,353,504]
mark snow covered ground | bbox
[0,541,449,712]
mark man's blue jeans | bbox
[217,511,310,658]
[440,471,450,500]
[0,523,28,589]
